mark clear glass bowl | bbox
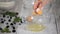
[17,0,57,34]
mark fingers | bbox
[38,0,48,9]
[33,1,38,10]
[34,0,43,10]
[38,4,43,9]
[34,0,49,10]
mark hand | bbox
[33,0,52,10]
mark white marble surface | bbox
[0,0,60,34]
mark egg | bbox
[36,8,43,15]
[32,8,43,16]
[26,16,33,22]
[32,11,37,16]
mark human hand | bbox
[33,0,52,10]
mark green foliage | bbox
[13,17,22,22]
[3,11,17,17]
[1,28,11,33]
